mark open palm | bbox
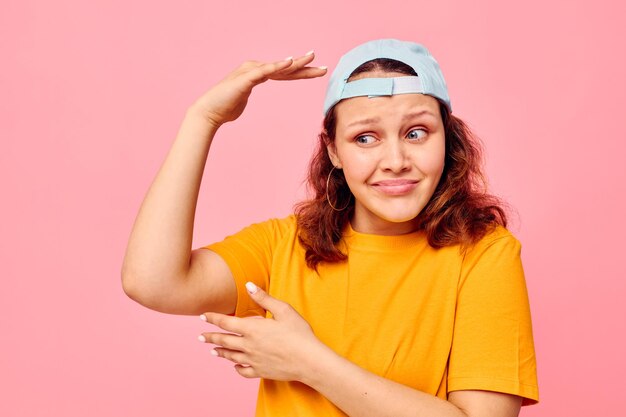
[192,51,327,128]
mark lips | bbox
[371,179,420,195]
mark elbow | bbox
[120,267,178,314]
[120,272,160,310]
[120,263,155,307]
[121,268,143,303]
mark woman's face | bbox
[328,71,446,235]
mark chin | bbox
[354,198,426,230]
[380,212,421,224]
[371,206,423,224]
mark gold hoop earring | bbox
[326,166,351,211]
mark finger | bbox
[245,57,295,84]
[248,49,322,80]
[271,66,328,81]
[274,50,316,73]
[198,332,246,351]
[297,50,317,65]
[272,51,326,77]
[200,312,247,334]
[213,347,248,365]
[234,363,259,379]
[245,282,292,319]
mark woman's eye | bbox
[406,128,427,141]
[355,135,376,145]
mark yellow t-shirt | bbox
[203,215,539,415]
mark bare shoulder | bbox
[448,390,522,417]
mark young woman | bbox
[122,39,539,417]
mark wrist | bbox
[298,341,344,388]
[185,104,222,132]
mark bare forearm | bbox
[302,344,467,417]
[121,106,217,290]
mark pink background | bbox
[2,0,624,415]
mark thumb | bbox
[245,282,288,319]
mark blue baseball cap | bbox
[322,39,452,116]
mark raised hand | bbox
[198,281,327,382]
[191,51,327,129]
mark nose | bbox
[379,138,411,173]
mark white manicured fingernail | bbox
[318,66,328,70]
[284,56,293,61]
[245,281,258,294]
[210,349,219,356]
[199,314,207,321]
[305,50,314,56]
[198,335,206,343]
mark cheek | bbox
[416,141,446,174]
[340,152,377,182]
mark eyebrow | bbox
[345,109,437,128]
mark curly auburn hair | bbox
[294,58,508,270]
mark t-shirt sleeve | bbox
[200,217,291,318]
[448,228,539,406]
